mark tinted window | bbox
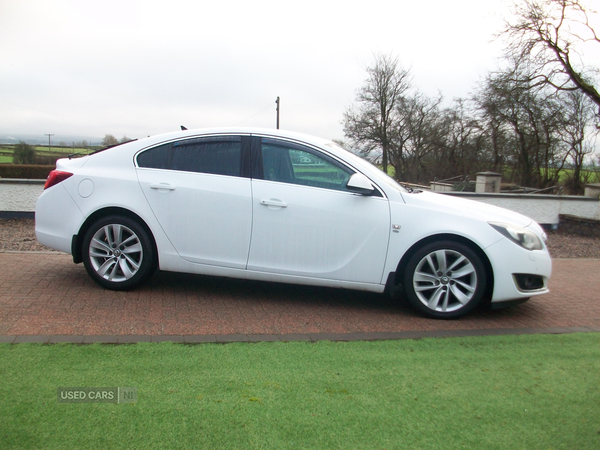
[261,140,351,191]
[137,143,169,169]
[171,139,241,176]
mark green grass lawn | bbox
[1,334,598,449]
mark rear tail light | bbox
[44,170,73,190]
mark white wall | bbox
[0,179,598,225]
[446,192,600,224]
[0,180,44,212]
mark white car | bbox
[35,128,551,318]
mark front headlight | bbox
[489,222,544,251]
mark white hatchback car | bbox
[35,128,551,318]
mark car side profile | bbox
[35,128,552,318]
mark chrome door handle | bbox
[260,199,288,208]
[150,183,176,191]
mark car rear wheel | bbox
[403,240,487,319]
[82,216,156,290]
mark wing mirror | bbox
[347,173,375,195]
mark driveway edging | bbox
[2,326,599,344]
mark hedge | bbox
[0,164,54,179]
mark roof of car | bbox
[136,127,333,149]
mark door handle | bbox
[260,199,288,208]
[150,183,176,191]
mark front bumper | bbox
[485,237,552,304]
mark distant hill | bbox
[0,134,102,146]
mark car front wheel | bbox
[403,240,487,319]
[82,216,156,290]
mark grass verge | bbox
[0,333,598,449]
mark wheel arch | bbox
[72,207,158,266]
[393,233,494,301]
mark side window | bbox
[137,143,169,169]
[172,138,241,177]
[261,140,352,191]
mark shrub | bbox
[12,141,36,164]
[0,164,54,179]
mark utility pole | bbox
[275,97,280,129]
[45,133,54,153]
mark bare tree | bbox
[343,54,412,174]
[502,0,600,113]
[393,93,444,183]
[558,90,599,192]
[474,58,566,188]
[102,134,119,147]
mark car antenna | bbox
[180,125,188,130]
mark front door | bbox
[247,137,390,284]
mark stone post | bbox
[476,172,501,193]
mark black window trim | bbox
[135,134,252,179]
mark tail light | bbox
[44,170,73,190]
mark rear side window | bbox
[137,143,169,169]
[136,137,242,177]
[172,139,241,177]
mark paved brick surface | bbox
[0,252,598,342]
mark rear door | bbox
[136,135,253,269]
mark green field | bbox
[0,144,96,165]
[1,333,598,449]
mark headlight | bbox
[489,222,544,251]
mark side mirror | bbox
[347,173,375,195]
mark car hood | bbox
[401,191,533,228]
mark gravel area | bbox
[0,219,54,252]
[0,218,598,258]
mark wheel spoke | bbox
[119,258,135,279]
[96,258,117,278]
[441,289,450,311]
[453,278,476,294]
[450,284,472,305]
[414,271,438,284]
[123,253,140,270]
[111,224,123,246]
[415,284,436,292]
[434,250,447,274]
[103,226,115,248]
[108,260,120,281]
[426,287,446,310]
[90,237,111,254]
[122,242,142,254]
[450,262,475,279]
[447,255,467,272]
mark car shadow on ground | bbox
[143,270,533,321]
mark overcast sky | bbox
[1,0,511,142]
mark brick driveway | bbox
[0,252,598,343]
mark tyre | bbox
[82,215,156,290]
[402,240,487,319]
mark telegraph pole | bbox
[45,133,54,152]
[275,97,280,129]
